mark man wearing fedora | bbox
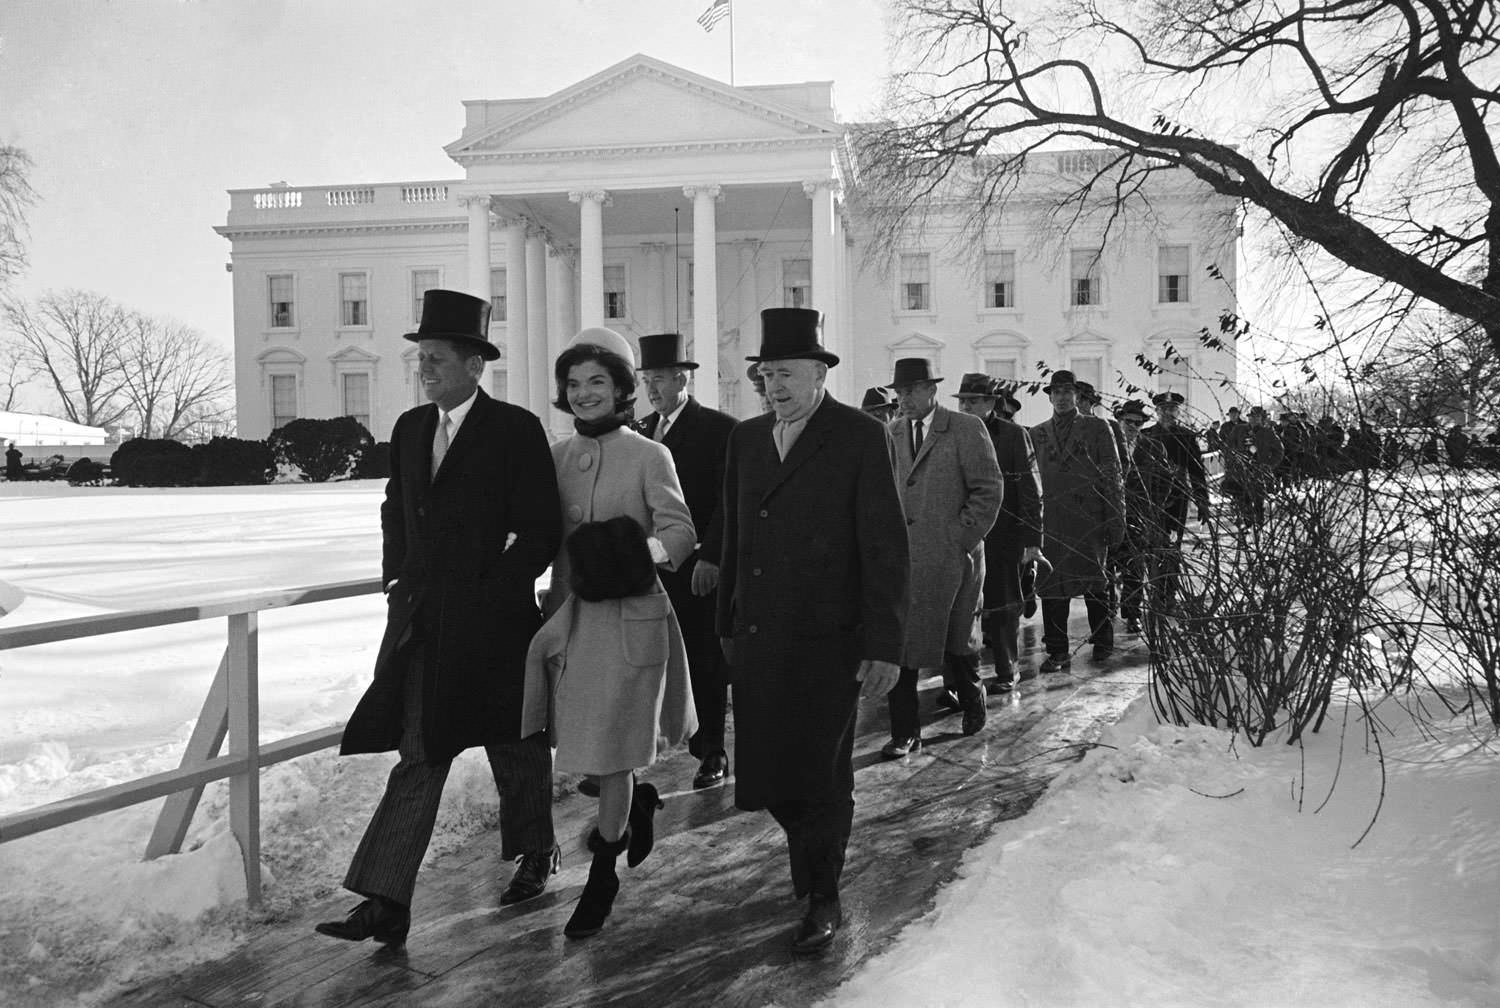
[1224,405,1283,527]
[318,290,564,946]
[1141,391,1209,609]
[882,361,1000,750]
[861,386,899,423]
[717,307,908,954]
[953,374,1043,693]
[1113,398,1174,635]
[1030,369,1125,669]
[633,332,737,790]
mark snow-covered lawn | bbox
[1,482,1497,1007]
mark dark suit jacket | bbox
[981,413,1043,550]
[341,389,562,761]
[634,396,736,571]
[717,393,909,809]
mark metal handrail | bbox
[0,577,383,906]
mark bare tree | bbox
[3,289,132,428]
[0,146,37,292]
[859,0,1500,355]
[117,313,234,440]
[0,340,28,411]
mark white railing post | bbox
[226,612,262,906]
[144,650,230,859]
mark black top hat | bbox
[404,289,498,360]
[1152,391,1186,407]
[747,308,838,366]
[1114,398,1151,420]
[637,332,698,371]
[1075,380,1101,404]
[953,372,998,399]
[886,358,943,388]
[1042,369,1078,393]
[861,386,897,411]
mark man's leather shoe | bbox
[314,897,409,945]
[961,696,986,736]
[692,752,729,789]
[985,675,1014,695]
[499,845,560,905]
[1039,654,1070,674]
[791,894,843,955]
[935,689,962,713]
[880,735,922,759]
[1092,644,1113,662]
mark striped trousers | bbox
[343,645,554,908]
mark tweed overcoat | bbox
[1029,412,1125,597]
[887,405,1001,667]
[521,585,694,774]
[717,393,909,811]
[543,425,696,618]
[340,390,562,762]
[980,413,1043,610]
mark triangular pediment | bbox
[448,55,837,158]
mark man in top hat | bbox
[1224,405,1283,527]
[882,361,1001,751]
[1029,369,1125,670]
[717,307,909,954]
[318,289,564,946]
[861,386,899,423]
[953,374,1043,693]
[633,332,738,789]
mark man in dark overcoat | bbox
[1224,405,1284,527]
[1141,391,1209,609]
[883,361,1001,750]
[953,375,1043,692]
[1030,369,1125,670]
[316,290,563,946]
[1113,399,1174,635]
[634,332,738,789]
[717,307,908,955]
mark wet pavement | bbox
[109,619,1148,1008]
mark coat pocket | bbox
[621,594,671,667]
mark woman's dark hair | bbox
[566,515,656,601]
[553,344,637,414]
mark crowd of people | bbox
[316,288,1449,960]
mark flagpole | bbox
[728,1,736,86]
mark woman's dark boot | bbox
[626,782,664,868]
[564,828,630,939]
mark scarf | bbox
[573,400,636,439]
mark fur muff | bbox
[567,515,656,602]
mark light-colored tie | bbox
[774,420,790,461]
[431,414,451,480]
[655,416,671,443]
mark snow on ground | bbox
[2,482,1499,1007]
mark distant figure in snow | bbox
[5,442,22,481]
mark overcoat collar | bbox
[760,392,838,501]
[638,396,698,448]
[890,403,953,472]
[423,387,493,490]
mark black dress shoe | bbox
[1092,644,1113,662]
[790,894,843,955]
[961,696,987,736]
[692,752,729,789]
[935,689,962,713]
[985,675,1014,695]
[314,897,410,945]
[499,845,560,905]
[880,735,922,759]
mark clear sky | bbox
[0,0,891,358]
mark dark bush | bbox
[267,417,374,483]
[111,438,196,487]
[195,437,273,486]
[354,441,391,480]
[65,457,107,486]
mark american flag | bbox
[697,0,730,32]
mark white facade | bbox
[218,55,1238,440]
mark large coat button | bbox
[579,453,594,471]
[568,504,584,523]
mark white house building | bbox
[218,54,1238,441]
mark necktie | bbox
[912,418,925,457]
[431,414,451,480]
[655,416,670,443]
[774,421,790,461]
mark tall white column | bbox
[525,228,550,423]
[805,179,841,399]
[502,217,530,410]
[735,239,761,416]
[684,184,722,411]
[569,190,610,329]
[463,195,493,300]
[642,243,668,332]
[547,246,576,438]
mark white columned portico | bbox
[525,228,551,422]
[546,246,576,437]
[642,243,668,333]
[502,217,530,410]
[735,239,761,416]
[805,179,843,401]
[462,195,493,300]
[569,190,610,330]
[684,184,721,410]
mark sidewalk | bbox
[108,621,1148,1008]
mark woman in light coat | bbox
[523,327,696,940]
